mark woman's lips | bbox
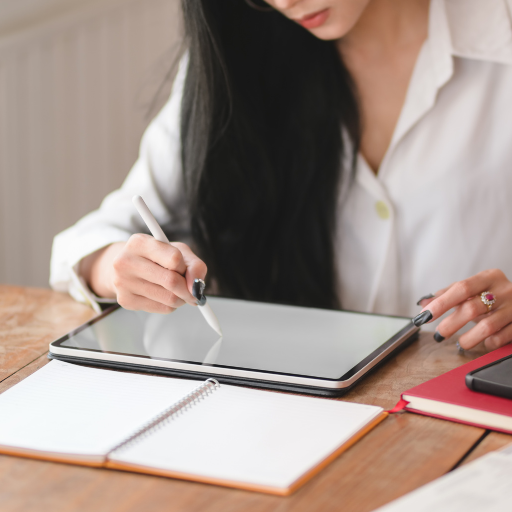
[295,9,329,29]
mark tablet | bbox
[49,297,419,396]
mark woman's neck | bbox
[337,0,430,173]
[338,0,430,56]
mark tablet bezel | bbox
[49,303,419,396]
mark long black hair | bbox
[180,0,360,309]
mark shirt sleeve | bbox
[49,53,191,312]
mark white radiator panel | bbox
[0,0,182,287]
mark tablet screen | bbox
[56,298,412,380]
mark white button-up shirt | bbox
[51,0,512,322]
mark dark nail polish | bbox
[416,293,435,306]
[192,278,206,306]
[433,331,445,343]
[412,310,433,327]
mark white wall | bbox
[0,0,182,287]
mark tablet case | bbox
[48,329,419,397]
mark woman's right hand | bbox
[80,234,207,314]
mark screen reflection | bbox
[61,298,411,379]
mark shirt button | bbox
[375,201,390,219]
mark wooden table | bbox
[0,285,510,512]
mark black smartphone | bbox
[466,354,512,399]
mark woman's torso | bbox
[338,0,512,317]
[50,0,512,321]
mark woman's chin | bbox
[306,23,349,41]
[299,5,368,41]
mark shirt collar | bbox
[385,0,512,167]
[381,0,454,174]
[354,0,512,184]
[443,0,512,65]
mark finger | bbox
[170,242,208,297]
[416,285,454,307]
[416,270,502,323]
[116,289,177,315]
[113,252,195,306]
[434,295,489,341]
[459,308,512,349]
[433,284,452,297]
[484,322,512,350]
[129,234,187,275]
[471,312,489,324]
[417,294,436,307]
[124,276,186,309]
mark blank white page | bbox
[0,361,200,461]
[375,445,512,512]
[111,385,383,490]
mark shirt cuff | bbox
[51,229,131,312]
[69,262,117,314]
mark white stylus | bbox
[132,195,223,337]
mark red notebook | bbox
[393,344,512,433]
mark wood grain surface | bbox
[0,286,95,384]
[343,332,487,410]
[460,432,512,467]
[0,285,509,512]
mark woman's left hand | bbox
[414,269,512,350]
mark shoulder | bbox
[135,51,189,180]
[150,51,190,138]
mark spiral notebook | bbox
[0,361,386,495]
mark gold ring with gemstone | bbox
[480,291,496,312]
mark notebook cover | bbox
[399,344,512,432]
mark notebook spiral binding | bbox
[108,378,220,455]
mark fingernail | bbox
[412,310,433,327]
[416,293,435,306]
[192,278,206,306]
[456,341,464,353]
[433,331,445,342]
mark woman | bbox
[51,0,512,351]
